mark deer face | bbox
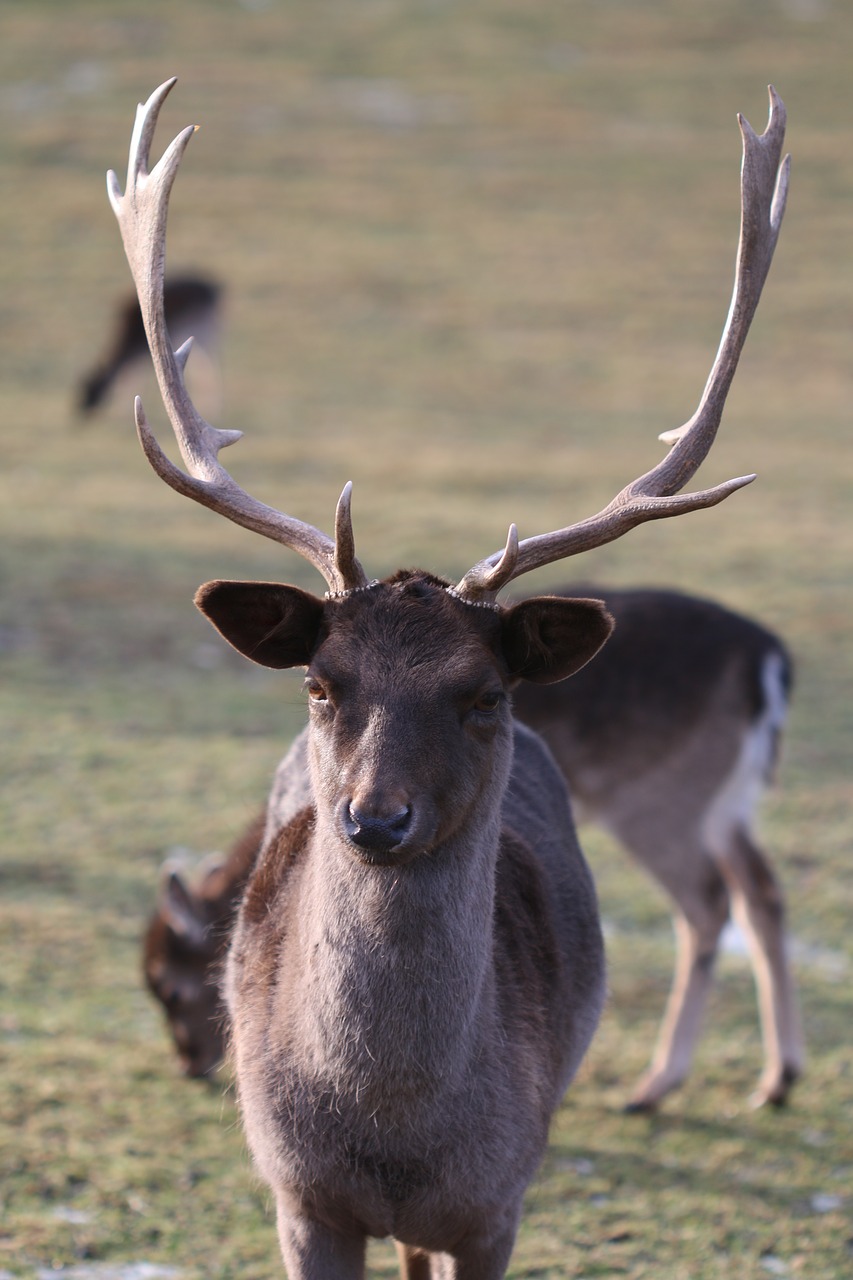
[196,570,612,867]
[305,574,513,864]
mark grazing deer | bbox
[512,585,802,1111]
[145,587,802,1110]
[77,274,222,416]
[110,79,788,1279]
[143,812,265,1079]
[144,735,313,1079]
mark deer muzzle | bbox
[342,801,416,863]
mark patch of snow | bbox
[811,1192,843,1214]
[51,1206,94,1225]
[36,1265,182,1280]
[760,1256,789,1276]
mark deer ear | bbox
[157,864,210,949]
[194,581,325,669]
[501,596,614,685]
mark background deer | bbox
[145,585,802,1110]
[143,812,264,1079]
[110,79,788,1279]
[512,585,802,1110]
[76,273,222,416]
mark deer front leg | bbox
[275,1197,366,1280]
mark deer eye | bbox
[472,691,502,714]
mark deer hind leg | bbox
[700,661,804,1107]
[395,1242,432,1280]
[624,850,730,1112]
[715,827,804,1107]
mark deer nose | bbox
[343,802,413,854]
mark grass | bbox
[1,1,852,1276]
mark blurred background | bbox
[1,2,851,1277]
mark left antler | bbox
[107,78,368,597]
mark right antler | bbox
[107,78,368,597]
[454,86,789,603]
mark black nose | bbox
[344,803,413,854]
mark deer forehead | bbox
[314,581,507,694]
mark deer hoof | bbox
[749,1063,801,1110]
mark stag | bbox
[146,587,802,1109]
[110,80,788,1278]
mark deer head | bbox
[199,569,611,862]
[142,840,260,1078]
[141,856,225,1076]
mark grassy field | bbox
[1,1,852,1277]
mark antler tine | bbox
[107,79,368,595]
[456,86,788,604]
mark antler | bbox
[107,78,367,596]
[455,86,789,604]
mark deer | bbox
[143,811,265,1079]
[77,273,222,416]
[145,586,802,1110]
[109,78,788,1279]
[511,585,802,1111]
[144,734,316,1080]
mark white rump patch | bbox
[701,650,789,856]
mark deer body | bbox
[213,572,605,1276]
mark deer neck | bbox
[280,750,511,1104]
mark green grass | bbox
[1,1,852,1276]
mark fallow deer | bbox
[77,274,222,416]
[143,812,264,1079]
[512,585,802,1111]
[110,79,788,1279]
[146,587,801,1110]
[144,737,315,1079]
